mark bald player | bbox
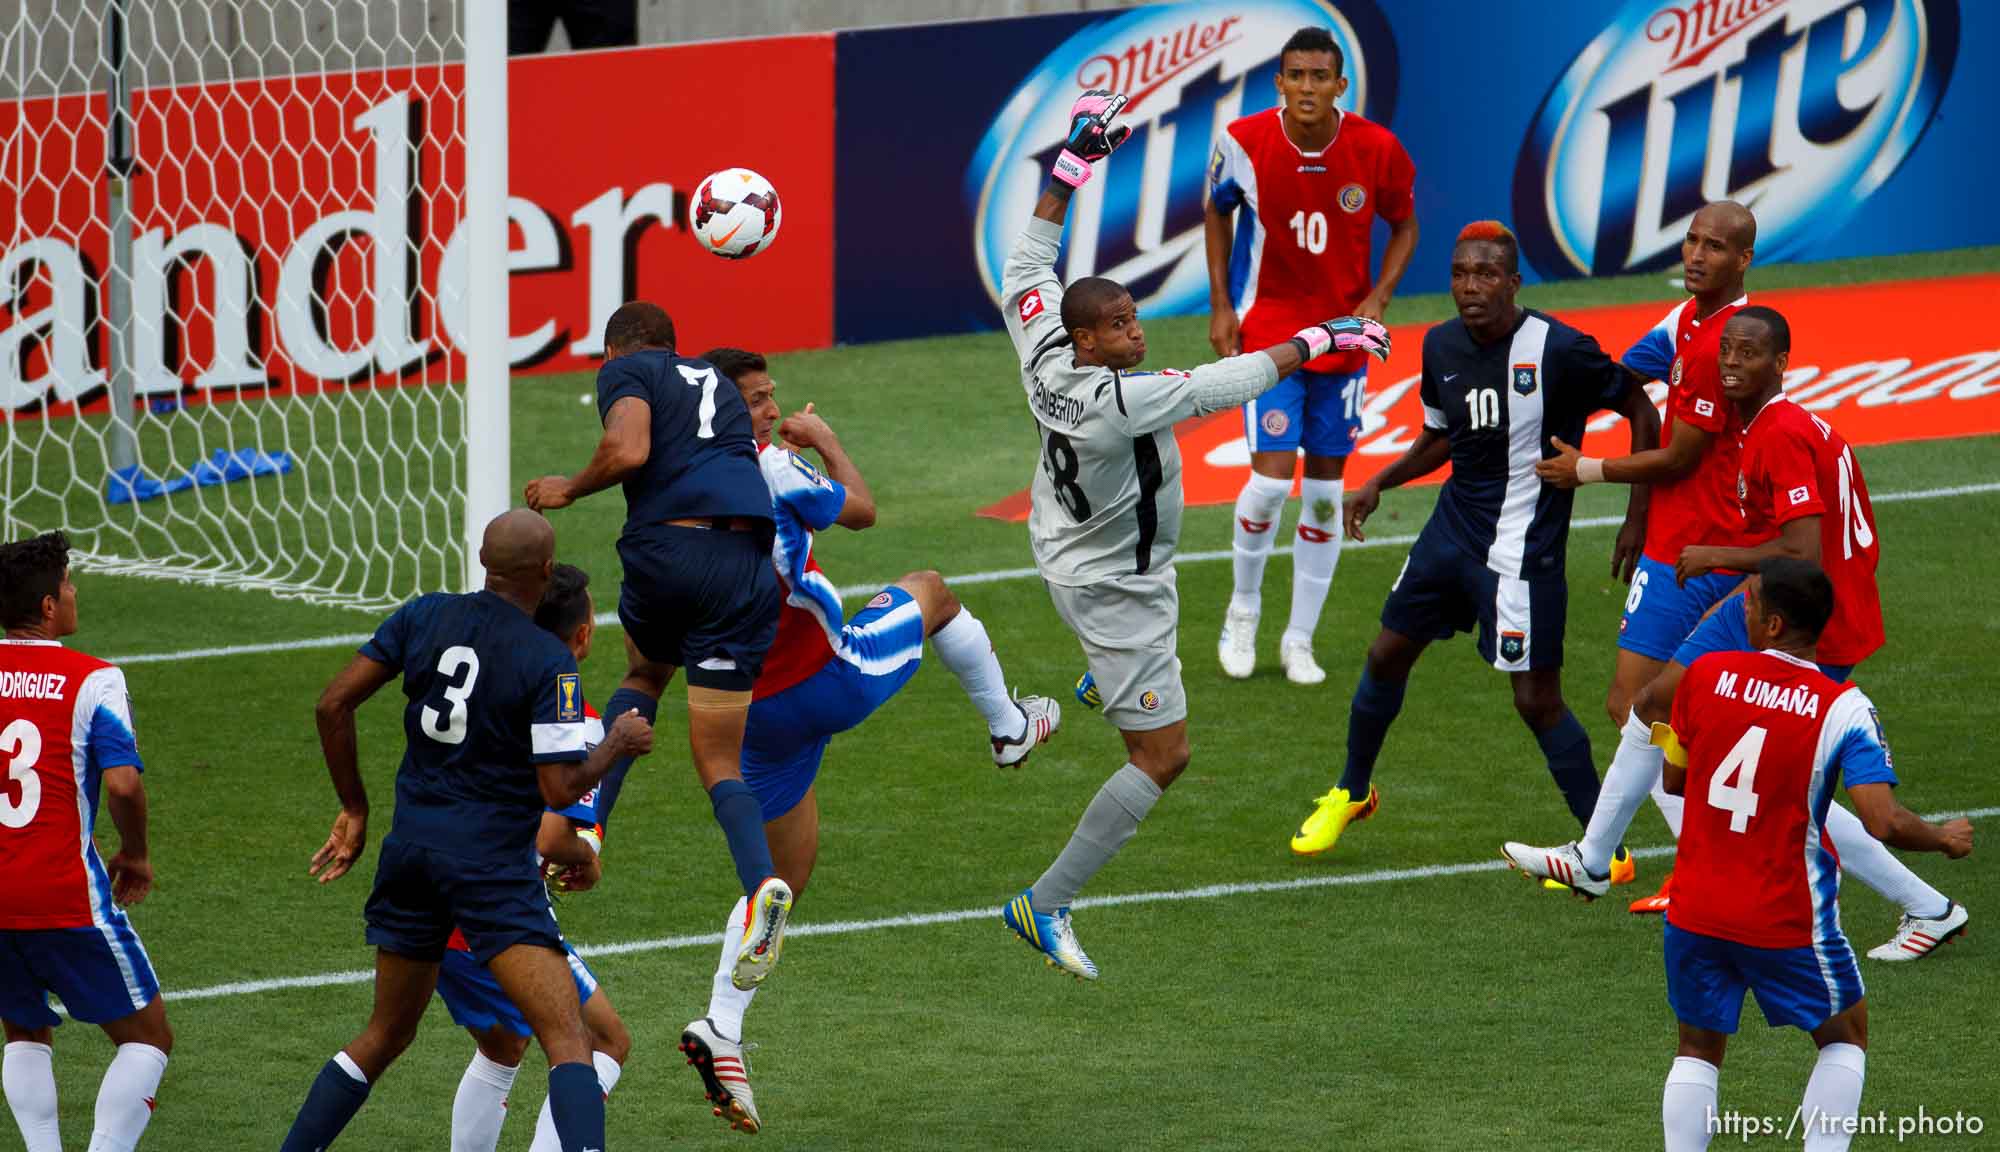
[279,509,654,1152]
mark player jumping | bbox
[1507,307,1970,959]
[526,302,795,991]
[1289,221,1661,857]
[1209,25,1419,685]
[1000,89,1389,978]
[677,347,1061,1131]
[442,564,631,1152]
[1,532,173,1152]
[1646,557,1970,1152]
[278,510,651,1152]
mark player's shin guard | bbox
[450,1051,517,1152]
[1030,764,1162,913]
[591,687,659,829]
[4,1041,61,1152]
[1824,803,1952,918]
[86,1042,166,1152]
[278,1054,371,1152]
[708,897,757,1041]
[930,608,1024,740]
[1230,472,1291,614]
[1651,779,1686,838]
[529,1055,620,1152]
[1662,1056,1718,1152]
[1534,710,1599,829]
[1579,711,1662,875]
[707,778,776,899]
[543,1062,605,1152]
[1801,1043,1865,1152]
[1336,670,1406,796]
[1284,478,1343,646]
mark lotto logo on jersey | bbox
[1018,290,1044,323]
[968,0,1396,317]
[1515,0,1958,278]
[1512,364,1538,396]
[1338,183,1367,213]
[1789,484,1812,505]
[556,673,581,722]
[1694,398,1715,417]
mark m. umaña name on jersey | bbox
[1033,379,1086,428]
[0,670,68,701]
[1710,669,1822,720]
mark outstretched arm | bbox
[780,404,876,529]
[1678,515,1819,586]
[1540,415,1707,489]
[1610,378,1663,583]
[1849,784,1973,857]
[525,396,651,511]
[1123,319,1392,436]
[539,709,653,810]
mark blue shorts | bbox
[616,523,781,691]
[1243,368,1367,457]
[1618,556,1741,661]
[1381,526,1566,671]
[436,942,598,1038]
[1673,592,1853,682]
[742,586,926,820]
[1664,921,1863,1033]
[364,837,564,965]
[0,922,160,1030]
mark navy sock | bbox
[278,1057,371,1151]
[708,777,774,897]
[1336,670,1407,796]
[545,1061,607,1152]
[590,687,658,829]
[1536,709,1600,830]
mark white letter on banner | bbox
[437,197,563,363]
[567,184,677,358]
[133,224,263,394]
[0,238,105,409]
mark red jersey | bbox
[0,639,143,931]
[1623,297,1758,564]
[1667,649,1896,949]
[1736,396,1884,667]
[1208,108,1414,375]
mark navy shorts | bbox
[617,523,782,691]
[742,587,926,821]
[1381,526,1566,671]
[1673,591,1854,681]
[1243,368,1367,457]
[0,923,160,1030]
[436,943,598,1037]
[1618,556,1742,661]
[364,837,564,965]
[1664,921,1863,1033]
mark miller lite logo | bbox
[970,0,1396,318]
[1513,0,1958,279]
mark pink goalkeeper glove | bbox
[1051,90,1133,188]
[1294,316,1392,362]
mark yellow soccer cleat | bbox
[1541,847,1636,892]
[1290,786,1379,856]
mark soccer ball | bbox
[689,168,782,259]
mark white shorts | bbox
[1045,569,1186,731]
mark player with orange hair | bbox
[1289,221,1659,855]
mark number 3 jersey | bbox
[1001,216,1280,586]
[1668,648,1897,949]
[361,590,589,865]
[0,639,142,930]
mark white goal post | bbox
[1,1,508,610]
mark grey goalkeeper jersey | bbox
[1002,216,1280,587]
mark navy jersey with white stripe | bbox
[595,349,772,529]
[362,591,589,864]
[1419,309,1630,579]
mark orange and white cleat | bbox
[1629,871,1673,915]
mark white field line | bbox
[105,480,2000,667]
[158,805,2000,1006]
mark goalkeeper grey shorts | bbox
[1045,569,1186,732]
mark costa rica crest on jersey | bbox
[1670,358,1685,388]
[1261,409,1290,436]
[1512,363,1538,396]
[1338,183,1367,213]
[865,591,894,610]
[1140,690,1162,711]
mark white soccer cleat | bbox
[680,1017,762,1134]
[1278,635,1326,685]
[993,694,1060,768]
[1501,840,1610,900]
[731,877,793,991]
[1867,901,1968,962]
[1218,607,1258,679]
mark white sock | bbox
[1662,1056,1718,1152]
[527,1053,621,1152]
[1578,710,1662,874]
[450,1050,518,1152]
[333,1051,369,1084]
[1801,1043,1866,1152]
[1230,471,1291,615]
[707,897,757,1042]
[85,1043,167,1152]
[1652,779,1686,838]
[929,608,1023,740]
[3,1041,60,1152]
[1284,478,1343,646]
[1824,802,1951,918]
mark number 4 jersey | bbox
[1667,648,1897,950]
[0,639,142,930]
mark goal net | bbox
[1,1,508,612]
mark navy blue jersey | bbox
[1419,309,1630,579]
[361,591,589,864]
[596,349,771,529]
